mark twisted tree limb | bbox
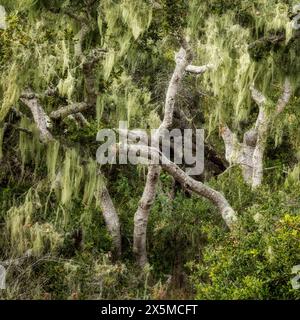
[248,30,300,51]
[276,78,292,114]
[125,144,237,229]
[74,24,90,59]
[73,112,90,127]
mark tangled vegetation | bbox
[0,0,299,300]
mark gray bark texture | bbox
[221,78,291,189]
[99,185,122,259]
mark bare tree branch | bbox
[74,24,90,58]
[185,63,213,74]
[125,144,237,229]
[73,112,90,126]
[276,77,292,114]
[250,84,266,106]
[50,102,90,120]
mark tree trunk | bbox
[99,186,122,260]
[133,44,193,266]
[221,78,291,189]
[133,165,160,266]
[133,42,215,266]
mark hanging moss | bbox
[187,1,299,134]
[46,140,60,182]
[103,49,115,81]
[6,188,63,257]
[98,0,153,83]
[120,0,152,40]
[57,70,75,101]
[96,95,104,127]
[0,63,20,122]
[18,116,43,176]
[61,148,83,205]
[82,159,103,206]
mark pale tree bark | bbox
[133,165,160,266]
[99,185,122,259]
[221,78,292,189]
[125,144,237,229]
[50,102,90,120]
[133,42,214,266]
[74,24,90,59]
[185,63,213,74]
[20,90,53,143]
[133,45,192,266]
[67,112,90,128]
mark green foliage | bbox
[188,173,300,299]
[0,0,299,300]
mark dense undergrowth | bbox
[0,0,300,300]
[0,163,299,299]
